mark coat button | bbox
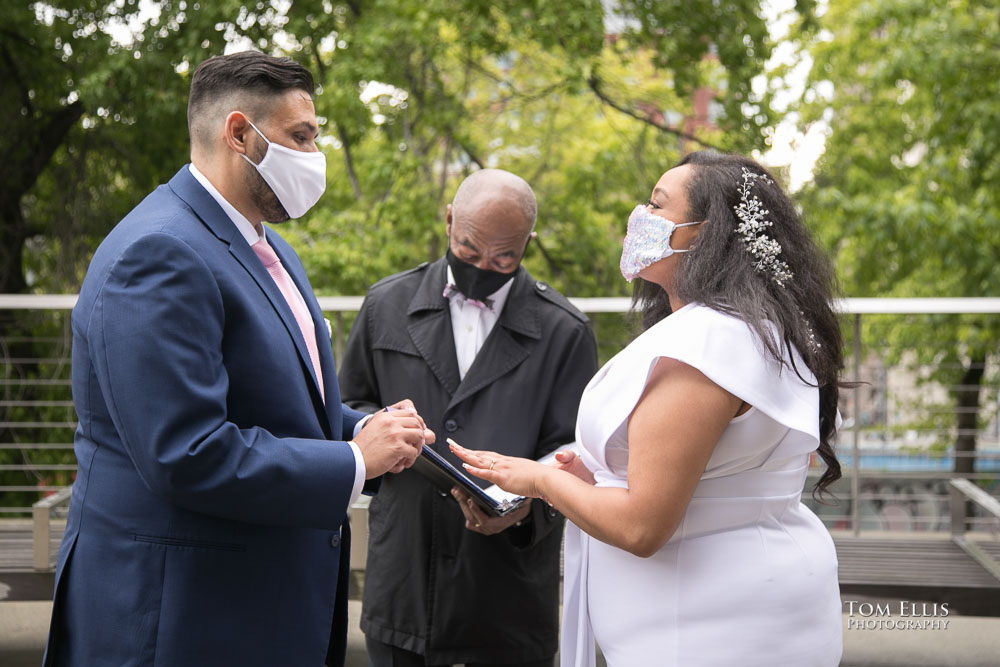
[330,532,341,548]
[444,419,458,432]
[535,281,548,292]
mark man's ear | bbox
[523,230,537,253]
[445,204,453,238]
[224,111,252,157]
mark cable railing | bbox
[1,296,999,540]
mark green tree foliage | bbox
[800,0,1000,471]
[279,0,783,297]
[2,0,787,295]
[3,0,324,294]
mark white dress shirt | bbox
[444,265,515,379]
[188,164,366,503]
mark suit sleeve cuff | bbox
[347,440,366,505]
[352,414,375,437]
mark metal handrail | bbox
[949,479,1000,581]
[4,294,1000,313]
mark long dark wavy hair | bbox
[633,151,844,496]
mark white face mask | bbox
[620,204,703,282]
[240,119,326,219]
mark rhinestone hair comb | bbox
[733,167,793,287]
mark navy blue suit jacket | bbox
[45,166,367,666]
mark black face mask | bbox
[446,248,516,301]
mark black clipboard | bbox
[410,444,527,517]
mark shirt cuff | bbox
[352,413,375,437]
[346,440,366,505]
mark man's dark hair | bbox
[187,51,315,149]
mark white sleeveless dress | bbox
[560,304,842,667]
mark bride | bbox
[452,152,844,666]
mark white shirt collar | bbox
[445,265,516,314]
[188,164,263,247]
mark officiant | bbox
[338,168,597,667]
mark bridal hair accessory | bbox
[799,309,821,352]
[734,167,793,287]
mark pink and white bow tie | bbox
[443,283,494,311]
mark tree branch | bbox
[529,234,563,279]
[450,133,484,170]
[336,123,362,200]
[0,42,35,116]
[462,56,571,104]
[308,38,327,83]
[587,75,725,152]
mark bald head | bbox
[451,169,537,232]
[446,169,537,274]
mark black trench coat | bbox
[338,257,598,665]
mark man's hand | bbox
[353,402,435,478]
[451,488,532,536]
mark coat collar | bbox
[407,257,542,340]
[167,165,242,246]
[405,258,461,397]
[405,256,542,407]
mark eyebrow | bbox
[458,237,520,259]
[291,121,319,137]
[653,187,670,200]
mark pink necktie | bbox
[252,238,325,402]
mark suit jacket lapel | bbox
[267,235,334,429]
[274,238,341,435]
[447,267,540,410]
[406,259,462,398]
[167,166,331,434]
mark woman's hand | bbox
[448,439,547,499]
[552,450,595,485]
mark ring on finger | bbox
[489,458,496,471]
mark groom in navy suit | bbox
[43,51,432,667]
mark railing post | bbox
[32,502,51,572]
[852,313,861,536]
[31,485,73,571]
[950,481,966,540]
